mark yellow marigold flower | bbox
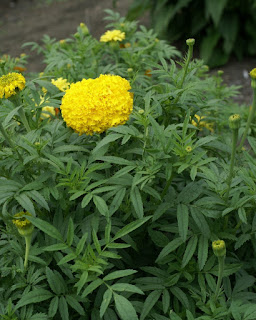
[51,77,70,92]
[60,74,133,135]
[0,72,25,99]
[191,114,214,133]
[40,106,56,120]
[12,211,34,236]
[100,30,125,42]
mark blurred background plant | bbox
[126,0,256,67]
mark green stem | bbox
[24,234,32,270]
[160,172,174,201]
[238,88,256,151]
[18,108,31,132]
[179,44,193,89]
[214,255,225,300]
[0,120,23,162]
[225,128,238,201]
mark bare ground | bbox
[0,0,256,105]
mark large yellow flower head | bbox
[100,30,125,42]
[0,72,25,98]
[51,77,70,92]
[60,74,133,135]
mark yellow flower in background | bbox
[191,114,214,132]
[60,74,133,135]
[249,68,256,80]
[51,78,70,92]
[100,30,125,42]
[0,72,25,98]
[40,106,56,120]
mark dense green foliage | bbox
[127,0,256,66]
[1,10,256,320]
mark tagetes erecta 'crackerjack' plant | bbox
[12,211,34,269]
[0,72,25,98]
[100,30,125,42]
[60,74,133,135]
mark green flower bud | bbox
[80,23,90,36]
[212,240,226,257]
[217,70,224,76]
[185,146,192,153]
[186,38,195,46]
[13,211,34,237]
[229,114,241,130]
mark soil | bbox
[1,0,256,105]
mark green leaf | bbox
[57,253,77,266]
[140,290,162,320]
[111,283,144,295]
[112,216,151,241]
[205,0,228,26]
[200,29,220,63]
[67,218,74,246]
[48,296,59,318]
[233,275,255,294]
[76,233,88,255]
[181,235,198,268]
[92,230,101,254]
[75,271,88,295]
[15,289,53,309]
[46,267,60,294]
[29,190,50,211]
[93,195,109,217]
[100,289,113,318]
[96,156,133,166]
[130,186,144,218]
[25,215,63,241]
[177,204,189,242]
[156,238,183,263]
[59,296,69,320]
[114,293,138,320]
[103,269,137,281]
[169,312,182,320]
[15,193,35,215]
[44,243,69,251]
[92,133,122,155]
[198,235,208,271]
[53,145,89,154]
[162,289,170,314]
[66,295,85,316]
[110,188,126,215]
[107,243,131,249]
[190,207,211,238]
[170,286,190,310]
[82,279,103,298]
[81,193,93,208]
[244,305,256,320]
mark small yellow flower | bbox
[192,114,214,133]
[20,53,26,58]
[0,72,25,98]
[100,30,125,42]
[60,74,133,135]
[12,211,34,236]
[40,106,55,120]
[51,78,70,92]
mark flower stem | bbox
[225,128,238,201]
[179,42,194,89]
[214,255,225,300]
[0,120,23,162]
[238,88,256,151]
[24,234,32,270]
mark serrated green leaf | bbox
[67,218,74,246]
[198,235,208,271]
[104,269,137,281]
[59,296,69,320]
[25,215,63,241]
[93,195,109,217]
[130,186,144,218]
[81,193,93,208]
[66,295,85,315]
[140,290,162,320]
[48,296,59,318]
[162,289,170,314]
[156,238,183,262]
[57,253,76,266]
[111,283,144,295]
[44,243,69,251]
[177,203,189,242]
[75,271,88,295]
[100,289,113,318]
[15,289,53,309]
[181,235,198,268]
[114,294,138,320]
[76,233,88,255]
[112,216,151,241]
[15,193,35,215]
[82,279,103,298]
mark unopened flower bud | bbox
[212,240,226,257]
[229,114,241,130]
[217,70,224,76]
[13,211,34,237]
[185,146,192,153]
[138,109,144,114]
[186,38,195,46]
[80,22,89,36]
